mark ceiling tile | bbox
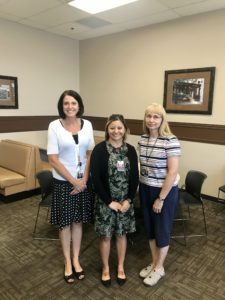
[0,0,224,40]
[121,9,180,30]
[19,19,50,30]
[96,0,169,23]
[46,21,88,35]
[77,16,111,29]
[0,11,21,22]
[0,0,61,18]
[158,0,205,9]
[23,5,89,27]
[174,0,225,16]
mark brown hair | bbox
[105,114,129,141]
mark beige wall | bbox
[81,10,225,198]
[0,18,79,147]
[0,131,48,149]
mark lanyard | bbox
[74,137,83,178]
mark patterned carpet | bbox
[0,196,225,300]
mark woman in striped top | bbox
[138,103,181,287]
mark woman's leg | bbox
[149,239,158,266]
[99,236,111,280]
[143,242,167,286]
[71,222,84,277]
[149,239,169,271]
[59,225,73,281]
[116,235,127,278]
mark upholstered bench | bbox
[0,139,51,196]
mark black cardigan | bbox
[90,141,139,205]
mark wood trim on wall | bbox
[0,116,56,133]
[0,115,224,145]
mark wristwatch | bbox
[159,196,165,202]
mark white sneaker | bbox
[143,268,165,286]
[139,264,153,278]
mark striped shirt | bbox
[138,134,181,187]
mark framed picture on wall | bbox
[163,67,215,114]
[0,75,18,109]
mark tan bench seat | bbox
[0,139,52,196]
[0,167,25,188]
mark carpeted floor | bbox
[0,195,225,300]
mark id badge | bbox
[141,167,148,176]
[116,160,125,172]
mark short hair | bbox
[105,114,129,141]
[57,90,84,119]
[143,103,173,136]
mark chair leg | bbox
[33,205,41,238]
[187,205,191,218]
[46,208,50,221]
[181,218,187,246]
[171,206,187,246]
[202,203,207,236]
[33,206,58,240]
[217,189,220,201]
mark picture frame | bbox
[0,75,18,109]
[163,67,215,114]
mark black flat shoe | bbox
[101,278,111,287]
[74,269,85,280]
[72,263,85,280]
[117,276,126,286]
[64,273,75,284]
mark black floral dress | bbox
[94,143,136,237]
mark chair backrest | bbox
[185,170,207,199]
[35,170,53,199]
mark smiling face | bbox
[63,95,79,118]
[107,120,126,144]
[145,112,162,132]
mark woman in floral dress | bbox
[90,114,139,287]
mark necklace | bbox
[141,136,158,176]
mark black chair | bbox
[172,170,207,244]
[217,185,225,202]
[171,195,188,245]
[33,170,57,240]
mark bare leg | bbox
[116,235,127,278]
[149,239,169,271]
[149,239,158,266]
[71,222,84,277]
[155,246,169,270]
[99,236,111,280]
[59,226,73,280]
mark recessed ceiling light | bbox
[68,0,138,14]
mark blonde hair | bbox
[143,103,173,136]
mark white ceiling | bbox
[0,0,225,40]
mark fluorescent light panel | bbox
[68,0,138,14]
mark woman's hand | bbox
[152,198,164,214]
[70,178,86,195]
[109,201,122,212]
[120,199,130,213]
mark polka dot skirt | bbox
[51,178,94,230]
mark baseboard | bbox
[202,193,225,205]
[0,188,40,203]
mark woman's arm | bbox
[48,154,86,193]
[82,150,91,184]
[120,145,139,213]
[153,156,179,213]
[158,156,179,200]
[127,146,139,201]
[90,144,113,205]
